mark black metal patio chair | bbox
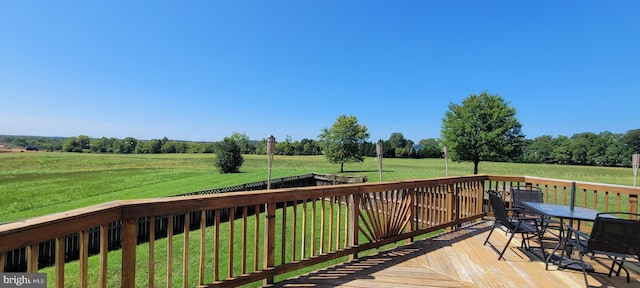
[562,212,640,287]
[484,190,545,260]
[511,186,563,237]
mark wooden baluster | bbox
[349,193,360,261]
[213,210,220,282]
[328,196,334,252]
[292,200,298,261]
[121,218,137,288]
[311,198,316,256]
[198,212,206,286]
[79,230,89,288]
[263,202,276,286]
[149,216,156,288]
[242,206,248,275]
[183,213,190,288]
[26,243,38,272]
[55,236,65,288]
[253,204,260,272]
[281,202,287,264]
[99,224,108,288]
[228,208,235,279]
[167,215,174,287]
[320,197,326,254]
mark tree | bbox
[229,132,255,154]
[120,137,138,154]
[521,135,555,163]
[276,135,294,155]
[318,114,370,173]
[622,129,640,154]
[62,137,80,152]
[441,91,524,174]
[417,138,442,158]
[62,135,91,152]
[387,132,407,158]
[214,137,244,173]
[552,135,572,164]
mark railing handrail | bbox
[3,174,640,253]
[524,175,640,193]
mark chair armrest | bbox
[565,225,589,250]
[511,216,538,221]
[565,225,588,239]
[505,207,523,217]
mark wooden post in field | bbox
[376,140,383,182]
[633,153,639,187]
[443,145,449,176]
[267,135,276,189]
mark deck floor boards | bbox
[273,220,640,288]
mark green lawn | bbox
[1,152,635,223]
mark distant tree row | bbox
[59,136,216,154]
[519,130,640,167]
[3,128,639,169]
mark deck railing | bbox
[1,174,638,287]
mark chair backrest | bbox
[488,190,511,228]
[588,212,640,259]
[511,187,544,215]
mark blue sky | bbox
[1,1,638,142]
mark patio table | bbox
[521,202,604,271]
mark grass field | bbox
[1,152,636,224]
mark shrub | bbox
[214,138,244,173]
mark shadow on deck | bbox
[273,220,640,288]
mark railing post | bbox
[479,180,486,214]
[406,188,415,244]
[630,195,638,217]
[121,218,137,288]
[446,184,455,231]
[263,203,276,286]
[26,244,38,272]
[349,193,360,261]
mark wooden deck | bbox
[273,220,640,288]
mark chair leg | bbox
[499,231,516,260]
[484,222,497,246]
[575,251,589,288]
[520,233,530,250]
[537,230,546,261]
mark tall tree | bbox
[441,91,524,174]
[319,115,370,173]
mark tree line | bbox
[3,129,638,168]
